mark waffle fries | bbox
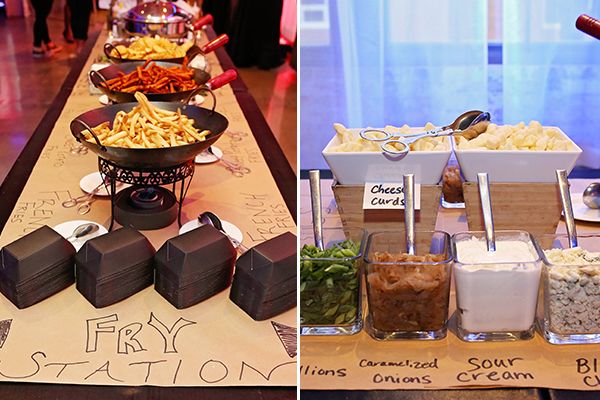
[110,37,194,60]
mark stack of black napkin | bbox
[230,231,297,320]
[75,227,155,308]
[0,226,75,309]
[155,225,236,309]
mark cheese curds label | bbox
[362,182,421,210]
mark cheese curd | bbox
[331,122,449,152]
[455,120,574,151]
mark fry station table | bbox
[300,178,600,400]
[0,27,296,399]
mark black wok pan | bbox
[90,62,238,104]
[70,102,228,169]
[104,33,228,64]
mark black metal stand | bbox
[98,158,195,231]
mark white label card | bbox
[362,182,421,210]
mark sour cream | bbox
[454,237,541,333]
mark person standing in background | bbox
[66,0,93,54]
[63,0,74,43]
[200,0,232,36]
[30,0,63,57]
[226,0,285,69]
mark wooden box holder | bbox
[331,181,442,233]
[463,182,562,237]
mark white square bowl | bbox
[321,128,452,185]
[452,127,582,183]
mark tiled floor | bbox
[0,7,297,183]
[299,0,600,178]
[0,5,84,183]
[238,63,297,173]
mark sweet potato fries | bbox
[101,59,198,94]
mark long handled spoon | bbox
[403,174,416,255]
[309,170,324,250]
[556,169,578,248]
[477,172,496,252]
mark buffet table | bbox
[300,178,600,400]
[0,27,296,399]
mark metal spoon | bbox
[451,110,490,131]
[403,174,416,255]
[556,169,578,248]
[583,182,600,209]
[309,170,324,250]
[198,211,247,252]
[477,172,496,252]
[65,223,99,241]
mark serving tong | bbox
[206,146,251,177]
[359,110,490,157]
[62,178,109,215]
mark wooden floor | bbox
[0,7,297,184]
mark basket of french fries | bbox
[70,92,228,169]
[104,33,228,64]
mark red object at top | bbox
[576,14,600,40]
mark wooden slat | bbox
[301,388,546,400]
[463,182,562,237]
[549,389,600,400]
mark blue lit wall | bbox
[300,0,600,170]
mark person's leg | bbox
[31,0,56,56]
[67,0,92,52]
[38,0,53,45]
[37,0,63,53]
[30,0,46,48]
[63,1,74,43]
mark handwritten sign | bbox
[0,29,297,388]
[362,183,421,210]
[0,287,296,386]
[455,357,534,384]
[575,357,600,388]
[240,192,296,244]
[358,357,438,387]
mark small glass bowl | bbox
[300,227,365,336]
[363,230,452,340]
[538,234,600,344]
[452,230,542,342]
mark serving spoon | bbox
[403,174,416,255]
[359,110,490,157]
[583,182,600,209]
[477,172,496,252]
[65,222,100,242]
[198,211,247,252]
[557,169,578,248]
[309,170,324,250]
